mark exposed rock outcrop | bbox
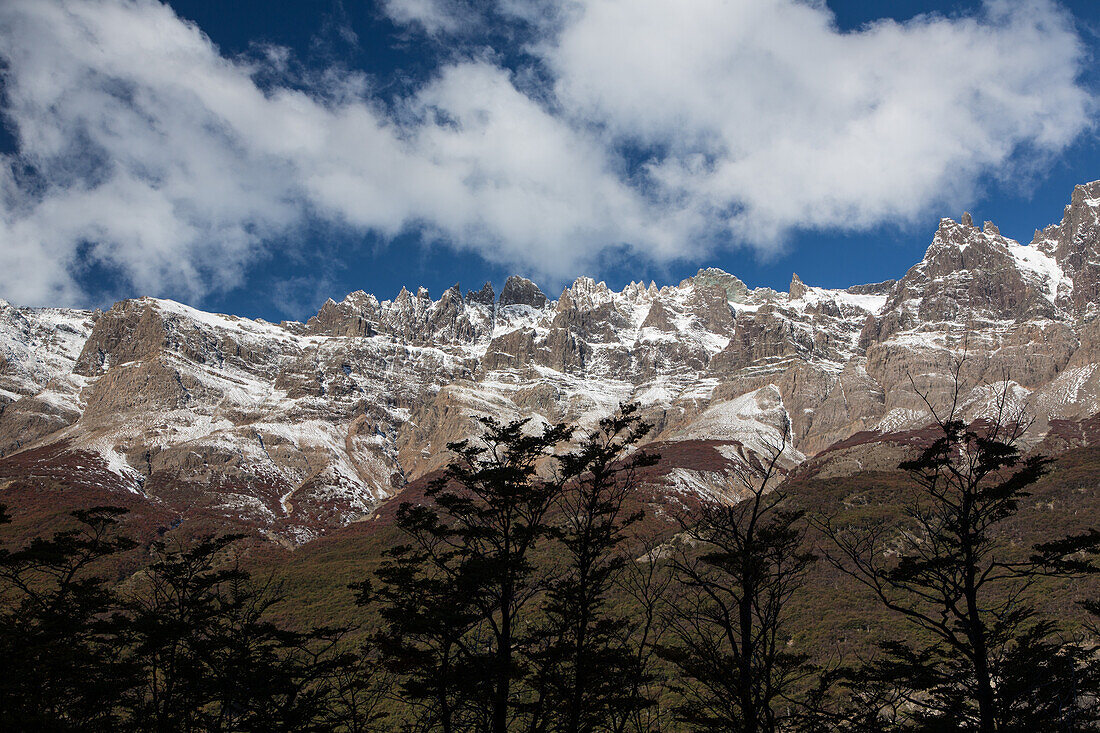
[1033,179,1100,318]
[3,181,1100,544]
[499,275,548,308]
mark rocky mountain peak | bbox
[1030,179,1100,318]
[499,276,548,308]
[5,181,1100,545]
[559,277,613,312]
[622,280,655,300]
[439,283,462,304]
[865,213,1067,344]
[74,299,167,375]
[1032,180,1100,256]
[304,280,495,344]
[465,282,495,305]
[683,268,751,304]
[789,273,808,299]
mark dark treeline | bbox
[0,507,391,732]
[4,400,1100,731]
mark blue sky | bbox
[1,0,1099,322]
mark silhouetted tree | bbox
[660,428,815,733]
[525,403,660,732]
[321,645,393,733]
[122,533,345,731]
[359,537,489,731]
[360,417,572,733]
[819,381,1100,731]
[615,530,676,733]
[0,505,137,731]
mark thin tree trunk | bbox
[495,582,512,733]
[740,587,758,733]
[568,594,591,733]
[965,569,997,732]
[567,536,594,733]
[962,491,997,733]
[440,648,454,733]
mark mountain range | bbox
[4,181,1100,545]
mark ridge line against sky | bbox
[0,0,1099,321]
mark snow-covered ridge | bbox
[4,181,1100,543]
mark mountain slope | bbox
[4,181,1100,543]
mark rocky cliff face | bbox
[4,183,1100,543]
[1033,180,1100,319]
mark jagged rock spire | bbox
[465,282,495,305]
[500,276,548,308]
[789,273,807,299]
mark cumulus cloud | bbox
[0,0,661,306]
[0,0,1093,307]
[544,0,1093,242]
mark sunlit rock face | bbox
[4,182,1100,544]
[1033,180,1100,319]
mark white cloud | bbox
[408,62,693,267]
[544,0,1093,242]
[0,0,1093,307]
[380,0,465,35]
[0,0,303,304]
[0,0,665,306]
